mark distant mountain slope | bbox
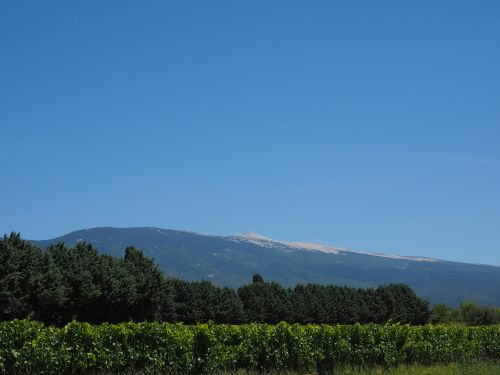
[33,227,500,306]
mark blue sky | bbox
[1,1,499,265]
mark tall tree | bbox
[0,233,43,320]
[123,246,175,322]
[238,276,292,323]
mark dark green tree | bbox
[123,246,175,322]
[238,279,292,323]
[0,233,43,320]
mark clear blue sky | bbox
[1,1,499,265]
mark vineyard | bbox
[1,320,499,374]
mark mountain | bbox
[33,227,500,306]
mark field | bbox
[228,361,500,374]
[1,320,499,374]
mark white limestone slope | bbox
[229,232,439,263]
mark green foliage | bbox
[228,361,500,375]
[430,302,500,326]
[430,303,449,324]
[238,280,293,323]
[0,233,43,320]
[0,234,176,325]
[169,279,246,324]
[0,320,498,374]
[0,233,432,326]
[459,302,500,326]
[252,273,264,284]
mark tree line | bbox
[430,302,500,325]
[0,232,431,325]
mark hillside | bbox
[34,227,500,306]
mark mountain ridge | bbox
[40,226,450,262]
[31,226,500,307]
[230,231,441,262]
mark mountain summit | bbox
[33,227,500,306]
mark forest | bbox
[1,232,497,326]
